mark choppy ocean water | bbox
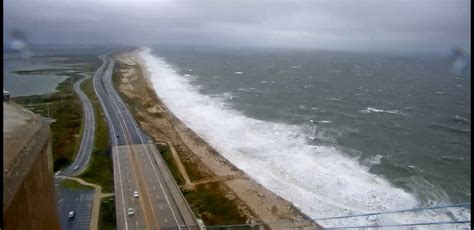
[141,47,470,228]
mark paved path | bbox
[164,141,247,191]
[166,141,192,185]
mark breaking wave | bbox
[139,48,469,228]
[361,107,405,116]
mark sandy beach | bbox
[113,49,320,229]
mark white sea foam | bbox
[363,154,383,167]
[455,115,470,123]
[326,96,343,101]
[139,48,469,228]
[361,107,405,116]
[317,120,332,124]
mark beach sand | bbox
[113,49,320,229]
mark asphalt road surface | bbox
[60,74,96,177]
[55,73,97,230]
[93,52,199,229]
[56,184,95,230]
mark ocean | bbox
[141,47,470,228]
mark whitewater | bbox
[139,48,469,228]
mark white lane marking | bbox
[105,59,182,228]
[113,91,182,227]
[160,205,163,210]
[165,218,168,223]
[93,56,128,230]
[136,221,138,226]
[156,195,159,199]
[138,145,182,227]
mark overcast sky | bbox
[3,0,471,53]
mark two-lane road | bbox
[93,52,199,229]
[61,74,96,177]
[55,73,97,230]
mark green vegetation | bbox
[76,75,116,229]
[156,144,186,186]
[80,153,114,192]
[13,68,70,75]
[78,78,114,193]
[13,75,84,171]
[98,197,116,230]
[80,78,110,151]
[183,183,248,225]
[60,179,94,190]
[11,53,117,228]
[178,152,209,182]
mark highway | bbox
[61,74,96,177]
[93,52,199,229]
[55,74,97,230]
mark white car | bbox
[55,171,62,176]
[68,211,75,219]
[127,208,135,216]
[133,191,139,198]
[73,166,79,171]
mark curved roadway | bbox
[61,75,96,176]
[56,74,96,230]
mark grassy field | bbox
[78,78,114,193]
[60,179,94,190]
[13,75,84,171]
[77,77,117,229]
[183,183,248,225]
[156,144,186,186]
[98,197,117,230]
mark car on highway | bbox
[55,171,62,176]
[133,191,139,198]
[73,166,79,171]
[127,208,135,216]
[68,211,75,219]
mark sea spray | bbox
[139,47,469,228]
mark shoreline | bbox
[115,49,320,229]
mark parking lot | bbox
[56,181,95,230]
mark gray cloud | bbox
[4,0,471,53]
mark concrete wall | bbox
[3,102,60,230]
